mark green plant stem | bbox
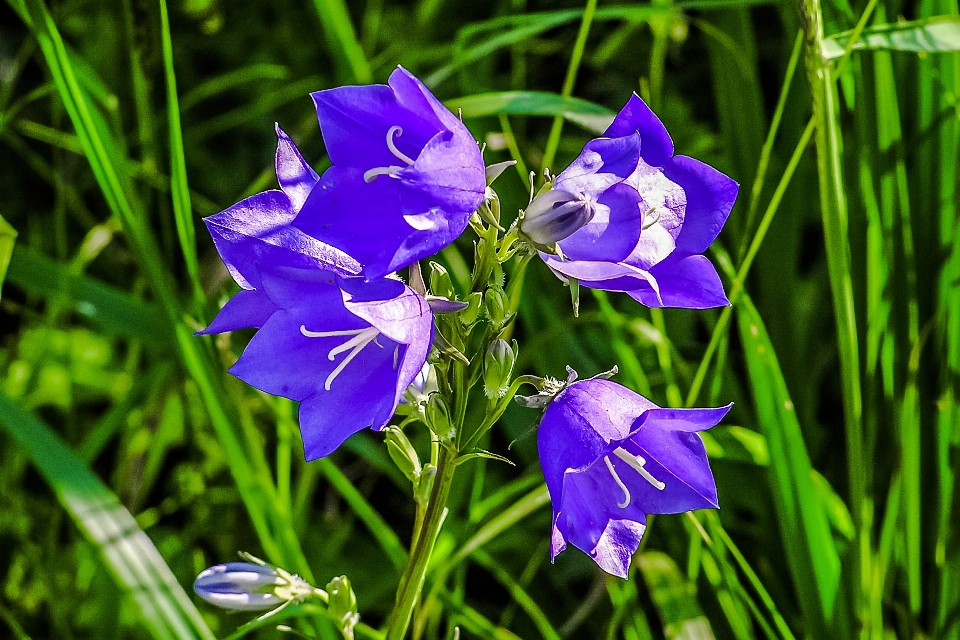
[799,0,865,631]
[384,444,458,640]
[541,0,597,172]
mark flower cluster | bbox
[199,67,737,582]
[201,68,484,460]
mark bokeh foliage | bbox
[0,0,958,638]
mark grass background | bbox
[0,0,958,638]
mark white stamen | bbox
[385,126,416,165]
[363,166,402,183]
[613,447,666,490]
[326,327,380,360]
[300,325,383,391]
[604,456,632,508]
[393,346,399,369]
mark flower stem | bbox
[384,444,458,640]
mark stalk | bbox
[384,444,458,640]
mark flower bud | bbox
[484,339,517,400]
[459,291,483,326]
[424,393,455,441]
[484,287,511,328]
[384,426,421,482]
[193,562,288,611]
[325,576,360,640]
[520,189,596,245]
[429,262,455,299]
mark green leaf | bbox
[0,392,215,640]
[447,91,615,134]
[0,213,17,299]
[736,294,843,632]
[823,16,960,58]
[638,551,716,640]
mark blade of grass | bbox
[736,293,842,635]
[0,392,215,640]
[158,0,201,306]
[308,0,372,83]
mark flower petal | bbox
[663,155,738,255]
[591,518,647,579]
[275,124,319,210]
[310,84,436,170]
[602,93,674,167]
[205,190,360,289]
[629,254,729,309]
[559,182,643,263]
[198,288,277,335]
[406,129,485,215]
[555,134,642,199]
[388,66,465,138]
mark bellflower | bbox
[295,66,486,279]
[200,128,433,460]
[538,376,730,578]
[194,562,312,611]
[539,95,739,308]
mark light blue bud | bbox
[193,562,285,611]
[520,189,596,245]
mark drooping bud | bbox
[429,262,455,299]
[424,393,455,441]
[484,339,517,400]
[520,189,596,245]
[384,426,421,482]
[484,287,511,328]
[325,576,360,640]
[193,562,308,611]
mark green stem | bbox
[540,0,597,172]
[384,444,458,640]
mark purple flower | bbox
[208,265,433,460]
[200,127,434,460]
[539,95,738,309]
[294,67,486,280]
[538,377,730,578]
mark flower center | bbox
[299,325,383,390]
[603,446,666,508]
[641,206,662,230]
[363,126,417,183]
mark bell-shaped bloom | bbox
[206,264,434,460]
[538,378,730,578]
[540,95,738,308]
[200,127,433,459]
[294,66,487,280]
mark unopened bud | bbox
[484,339,517,399]
[194,562,308,611]
[424,393,455,441]
[484,287,511,328]
[520,189,596,245]
[326,576,360,640]
[429,262,455,299]
[460,292,483,326]
[384,426,421,482]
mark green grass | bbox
[1,0,959,638]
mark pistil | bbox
[363,126,418,183]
